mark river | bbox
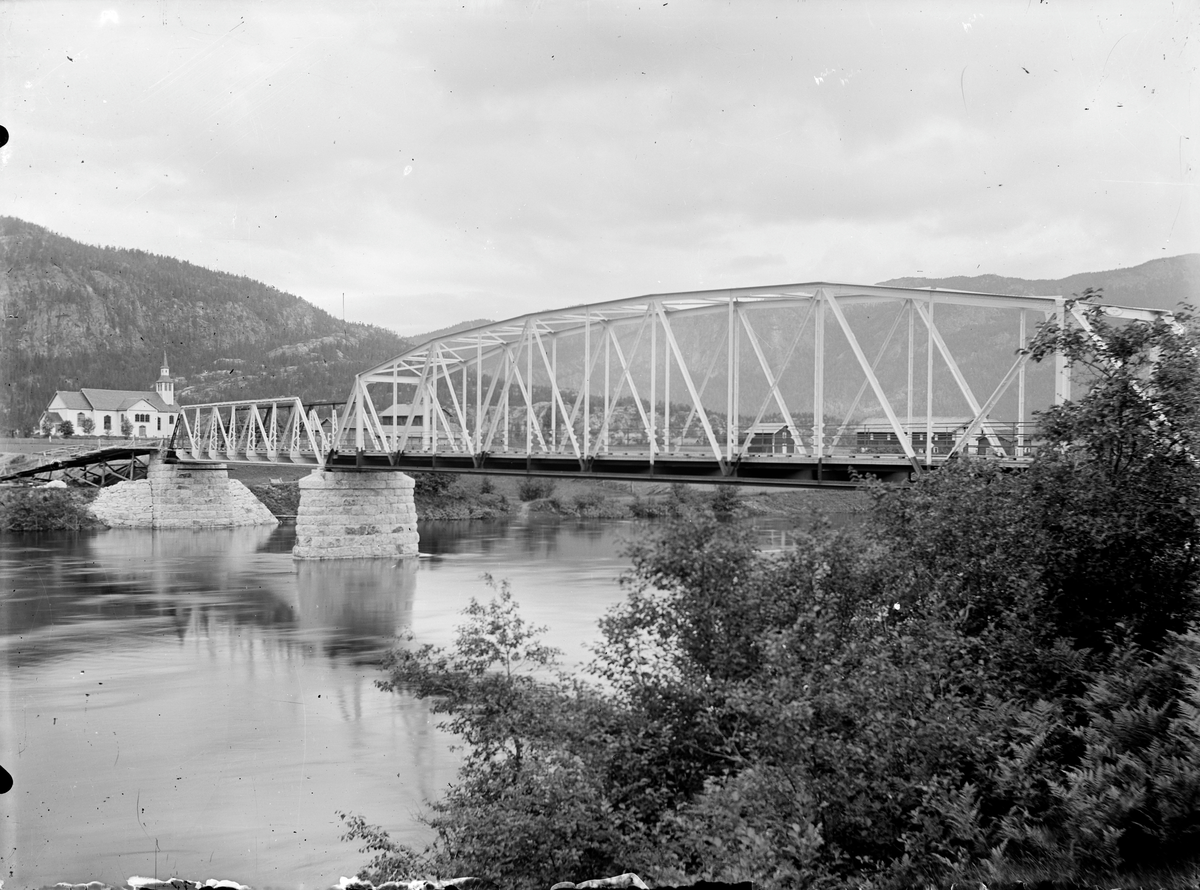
[0,516,810,889]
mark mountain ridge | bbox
[878,254,1199,311]
[0,217,411,433]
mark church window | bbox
[103,415,112,431]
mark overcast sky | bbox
[3,1,1197,337]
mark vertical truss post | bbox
[392,369,399,452]
[733,302,741,454]
[355,378,366,452]
[727,296,735,461]
[907,300,915,429]
[1018,310,1027,454]
[476,336,483,454]
[813,290,826,458]
[602,328,611,453]
[504,345,511,453]
[551,336,558,451]
[925,295,934,464]
[526,323,534,453]
[584,307,591,458]
[663,312,671,453]
[650,301,658,454]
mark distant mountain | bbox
[0,217,411,434]
[410,318,497,344]
[879,254,1199,312]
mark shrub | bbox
[412,472,460,499]
[0,485,103,531]
[571,489,605,511]
[516,476,556,501]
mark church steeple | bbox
[155,352,175,406]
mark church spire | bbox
[156,352,175,406]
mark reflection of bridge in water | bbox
[168,282,1166,488]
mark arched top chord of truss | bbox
[356,282,1162,382]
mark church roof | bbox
[52,390,93,410]
[77,388,179,413]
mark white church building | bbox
[41,356,181,439]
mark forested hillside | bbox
[0,217,411,433]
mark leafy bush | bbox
[0,485,103,531]
[412,472,460,499]
[516,476,556,501]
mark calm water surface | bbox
[0,516,808,888]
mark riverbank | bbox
[1,458,865,531]
[231,468,867,523]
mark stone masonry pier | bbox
[89,459,278,529]
[292,469,419,559]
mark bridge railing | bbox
[350,419,1042,462]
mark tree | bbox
[120,415,133,437]
[58,419,74,438]
[1022,292,1200,652]
[79,415,94,435]
[351,579,650,887]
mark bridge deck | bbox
[316,446,1029,488]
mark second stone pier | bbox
[293,469,420,559]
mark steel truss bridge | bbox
[165,283,1165,488]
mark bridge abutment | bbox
[89,459,278,528]
[292,469,419,559]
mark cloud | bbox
[3,0,1196,334]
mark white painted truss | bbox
[174,396,331,464]
[331,282,1166,472]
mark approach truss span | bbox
[168,283,1167,487]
